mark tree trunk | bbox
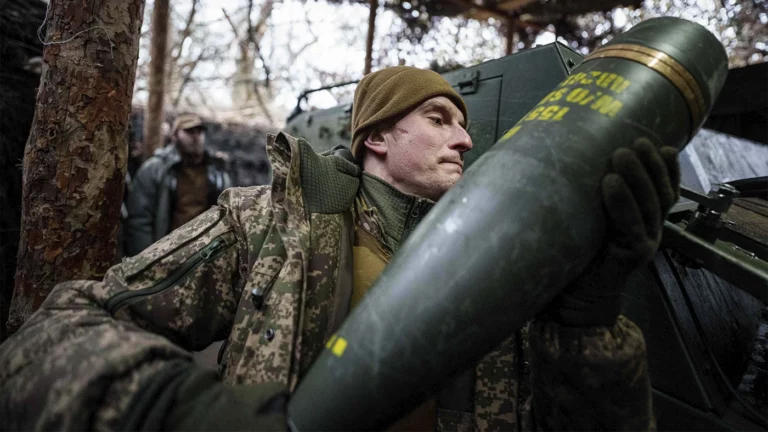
[364,0,377,75]
[7,0,145,334]
[144,0,170,158]
[0,0,46,342]
[233,39,255,108]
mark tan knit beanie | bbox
[351,66,468,159]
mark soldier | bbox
[125,113,232,256]
[0,66,679,431]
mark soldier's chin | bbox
[443,174,461,191]
[179,146,204,158]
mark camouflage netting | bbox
[324,0,643,45]
[204,121,273,187]
[0,0,46,340]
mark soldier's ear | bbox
[364,128,387,156]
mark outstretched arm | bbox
[531,138,681,431]
[0,187,287,431]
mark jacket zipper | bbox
[106,237,231,314]
[123,212,227,279]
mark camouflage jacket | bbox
[0,133,653,431]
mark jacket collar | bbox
[265,133,435,252]
[267,133,362,216]
[358,173,434,253]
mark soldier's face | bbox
[376,97,472,201]
[175,127,206,157]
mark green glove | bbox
[120,361,289,431]
[163,372,288,432]
[548,138,681,327]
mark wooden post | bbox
[144,0,170,158]
[7,0,145,334]
[506,17,518,55]
[364,0,378,75]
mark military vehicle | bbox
[285,32,767,431]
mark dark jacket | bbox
[125,145,231,256]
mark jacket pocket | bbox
[436,408,476,432]
[106,208,236,315]
[219,239,286,380]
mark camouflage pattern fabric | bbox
[0,132,652,431]
[530,316,654,431]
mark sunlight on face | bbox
[381,97,472,201]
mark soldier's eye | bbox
[430,117,443,126]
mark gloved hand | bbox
[164,374,288,432]
[548,138,681,327]
[121,361,289,431]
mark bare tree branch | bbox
[246,0,275,90]
[252,87,275,125]
[173,47,208,108]
[258,51,272,90]
[171,0,199,66]
[221,7,240,38]
[176,51,225,68]
[304,6,318,41]
[225,0,277,123]
[247,0,255,49]
[252,0,274,42]
[194,87,213,112]
[292,38,319,59]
